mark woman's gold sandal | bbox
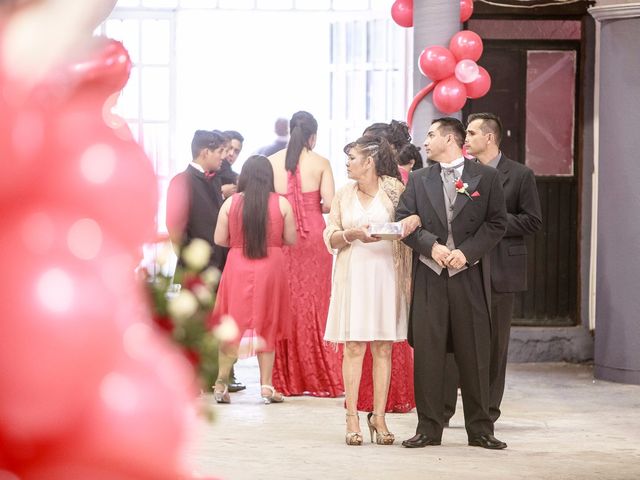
[367,412,395,445]
[345,412,363,446]
[213,380,230,404]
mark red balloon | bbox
[54,333,196,479]
[466,66,492,99]
[0,213,130,443]
[419,46,456,81]
[460,0,474,23]
[68,38,132,96]
[391,0,413,28]
[433,76,468,114]
[449,30,483,62]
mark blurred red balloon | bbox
[67,38,131,96]
[16,463,154,480]
[391,0,413,28]
[466,66,492,98]
[433,76,468,114]
[419,46,457,81]
[449,30,483,62]
[52,331,196,479]
[0,214,130,443]
[460,0,474,23]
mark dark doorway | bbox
[463,40,580,326]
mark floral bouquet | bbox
[143,238,237,391]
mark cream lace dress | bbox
[323,176,411,343]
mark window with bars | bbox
[102,0,409,229]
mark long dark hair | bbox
[236,155,275,259]
[285,111,318,173]
[344,135,401,181]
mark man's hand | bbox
[399,215,421,238]
[445,249,467,269]
[431,242,451,268]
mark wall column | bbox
[590,1,640,384]
[411,1,460,145]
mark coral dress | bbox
[272,168,343,397]
[214,193,289,353]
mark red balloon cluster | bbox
[461,0,474,23]
[0,38,203,479]
[408,29,492,125]
[391,0,413,28]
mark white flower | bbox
[192,284,213,305]
[201,267,221,288]
[155,240,174,268]
[181,238,211,271]
[167,290,199,322]
[212,315,239,342]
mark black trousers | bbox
[411,262,492,440]
[444,290,515,423]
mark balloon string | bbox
[406,81,436,130]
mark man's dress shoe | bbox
[402,434,441,448]
[227,382,246,393]
[468,434,507,450]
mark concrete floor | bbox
[188,360,640,480]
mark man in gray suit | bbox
[444,113,543,424]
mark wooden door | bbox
[463,41,579,326]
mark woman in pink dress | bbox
[270,111,343,397]
[357,121,419,413]
[212,155,297,404]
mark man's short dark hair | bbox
[431,117,465,148]
[191,130,225,160]
[224,130,245,143]
[467,112,503,146]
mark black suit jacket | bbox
[166,165,225,270]
[490,155,542,293]
[396,158,507,335]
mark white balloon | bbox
[455,59,480,84]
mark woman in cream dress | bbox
[324,135,420,446]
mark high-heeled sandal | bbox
[345,412,363,446]
[260,385,284,404]
[367,412,395,445]
[213,380,230,404]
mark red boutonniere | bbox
[455,179,480,199]
[455,178,472,199]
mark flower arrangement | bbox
[143,238,237,391]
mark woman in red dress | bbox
[212,155,297,404]
[270,111,343,397]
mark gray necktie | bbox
[442,167,458,205]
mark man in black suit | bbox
[166,130,226,270]
[444,113,543,424]
[218,130,244,198]
[396,117,508,449]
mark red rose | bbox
[455,178,464,189]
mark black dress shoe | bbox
[402,434,441,448]
[468,434,507,450]
[227,382,246,392]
